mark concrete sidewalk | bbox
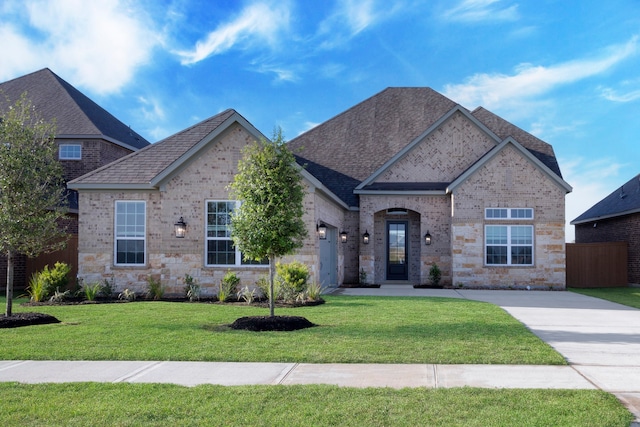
[2,287,640,423]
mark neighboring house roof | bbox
[0,68,149,150]
[69,109,244,189]
[571,173,640,224]
[288,87,566,207]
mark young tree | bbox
[230,127,307,317]
[0,94,68,316]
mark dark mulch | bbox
[0,312,61,329]
[413,284,443,289]
[229,315,317,332]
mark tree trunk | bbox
[5,250,14,317]
[268,256,275,317]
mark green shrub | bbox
[237,286,256,304]
[276,261,309,293]
[359,268,367,285]
[26,273,48,302]
[218,271,240,302]
[184,274,200,302]
[49,288,71,303]
[255,276,270,300]
[146,276,165,300]
[26,262,72,302]
[429,262,442,287]
[305,282,326,301]
[81,282,102,301]
[100,275,115,299]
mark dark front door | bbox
[387,221,408,280]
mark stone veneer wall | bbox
[359,194,451,285]
[451,145,567,289]
[77,123,331,295]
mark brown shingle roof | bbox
[69,109,236,187]
[0,68,149,149]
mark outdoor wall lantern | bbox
[340,231,348,243]
[362,230,370,244]
[174,217,187,238]
[317,222,327,240]
[424,231,432,246]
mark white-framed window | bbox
[485,208,533,220]
[485,225,533,266]
[59,144,82,160]
[205,200,268,267]
[114,201,146,265]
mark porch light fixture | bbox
[424,231,432,246]
[317,222,327,240]
[174,217,187,238]
[362,230,370,244]
[340,231,348,243]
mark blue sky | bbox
[1,0,639,242]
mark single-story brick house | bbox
[69,87,572,293]
[571,173,640,285]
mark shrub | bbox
[305,282,326,301]
[100,275,115,299]
[27,262,72,301]
[237,285,256,304]
[429,262,442,287]
[255,276,270,301]
[118,288,136,301]
[218,271,240,302]
[184,274,200,302]
[146,276,165,300]
[359,268,367,285]
[50,288,71,303]
[81,282,102,301]
[276,261,309,300]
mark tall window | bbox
[59,144,81,160]
[115,201,146,265]
[206,200,268,267]
[485,225,533,266]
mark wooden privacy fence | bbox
[566,242,628,288]
[25,235,78,288]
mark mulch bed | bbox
[0,312,61,329]
[229,315,317,332]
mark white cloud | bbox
[138,96,166,122]
[0,0,159,94]
[442,0,519,23]
[175,1,291,65]
[561,157,627,242]
[443,36,639,111]
[600,86,640,102]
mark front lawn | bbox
[0,383,632,427]
[0,295,565,364]
[570,287,640,309]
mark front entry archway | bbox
[387,221,409,280]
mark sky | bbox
[1,0,639,242]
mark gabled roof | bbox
[68,109,243,189]
[289,87,566,207]
[447,137,572,194]
[0,68,149,150]
[571,173,640,224]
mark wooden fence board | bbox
[566,242,628,288]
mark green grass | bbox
[570,287,640,309]
[1,295,565,364]
[0,383,632,427]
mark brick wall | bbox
[575,214,640,285]
[451,144,567,289]
[58,138,133,182]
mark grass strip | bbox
[1,295,565,364]
[570,287,640,309]
[0,383,631,427]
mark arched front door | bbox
[387,221,408,280]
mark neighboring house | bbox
[571,173,640,285]
[0,68,150,288]
[69,87,571,294]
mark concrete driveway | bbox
[333,286,640,422]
